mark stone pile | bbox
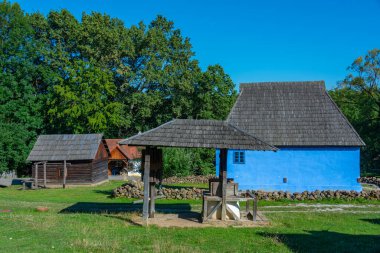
[162,175,215,184]
[113,181,144,199]
[359,177,380,187]
[113,181,204,200]
[251,189,380,201]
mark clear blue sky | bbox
[12,0,380,89]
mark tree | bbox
[194,64,237,120]
[0,4,238,177]
[0,1,42,174]
[122,16,202,134]
[330,49,380,175]
[29,10,129,135]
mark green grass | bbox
[0,181,379,252]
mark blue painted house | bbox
[216,81,365,192]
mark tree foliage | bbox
[330,49,380,175]
[0,1,237,176]
[0,1,42,174]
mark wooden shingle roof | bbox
[119,119,277,151]
[227,81,365,146]
[27,134,103,161]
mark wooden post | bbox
[43,162,47,188]
[34,163,38,189]
[219,148,228,220]
[253,197,258,222]
[202,197,208,222]
[143,147,151,224]
[149,182,156,218]
[63,160,67,189]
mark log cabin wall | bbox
[32,161,93,184]
[91,142,109,183]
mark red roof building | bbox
[104,139,141,175]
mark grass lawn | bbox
[0,181,379,253]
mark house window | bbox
[233,151,245,164]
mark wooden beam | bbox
[219,148,228,221]
[142,147,151,224]
[207,201,222,220]
[202,197,208,222]
[63,160,67,189]
[34,163,38,189]
[43,162,47,188]
[149,182,156,218]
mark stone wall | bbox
[113,181,204,200]
[359,177,380,187]
[250,189,380,201]
[113,177,380,201]
[162,175,215,184]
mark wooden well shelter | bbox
[119,119,277,224]
[27,134,109,188]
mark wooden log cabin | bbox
[27,134,109,187]
[104,139,141,176]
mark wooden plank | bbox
[220,148,227,221]
[142,148,151,224]
[253,197,258,221]
[43,162,47,188]
[149,182,156,218]
[63,160,67,189]
[202,197,208,222]
[34,163,38,189]
[207,201,222,220]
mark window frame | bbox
[233,151,245,164]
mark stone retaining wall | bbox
[113,181,204,200]
[359,177,380,187]
[113,179,380,201]
[250,189,380,201]
[162,175,215,184]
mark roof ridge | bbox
[119,119,176,145]
[240,81,325,90]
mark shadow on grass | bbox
[93,189,114,197]
[259,230,380,253]
[360,218,380,225]
[60,202,193,214]
[60,202,201,226]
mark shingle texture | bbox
[119,119,277,151]
[27,134,103,161]
[227,81,365,146]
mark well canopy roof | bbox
[27,134,103,161]
[227,81,365,146]
[119,119,277,151]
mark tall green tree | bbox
[194,64,237,119]
[122,16,202,134]
[330,49,380,175]
[29,10,129,135]
[0,1,42,174]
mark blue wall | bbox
[216,147,362,192]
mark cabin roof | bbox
[104,139,141,160]
[227,81,365,146]
[27,134,103,161]
[119,119,277,151]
